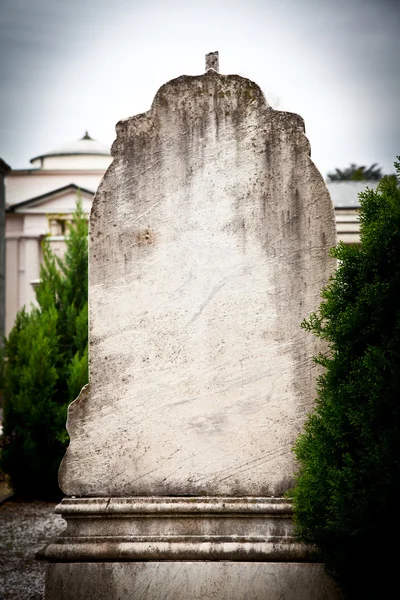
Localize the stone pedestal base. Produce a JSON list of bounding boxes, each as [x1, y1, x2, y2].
[[44, 497, 342, 599], [45, 562, 342, 600]]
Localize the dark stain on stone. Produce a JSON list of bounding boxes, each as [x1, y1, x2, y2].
[[135, 228, 156, 246]]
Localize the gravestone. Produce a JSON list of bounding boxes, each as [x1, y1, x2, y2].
[[45, 53, 341, 599]]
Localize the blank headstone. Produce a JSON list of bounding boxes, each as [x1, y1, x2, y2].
[[59, 65, 336, 499]]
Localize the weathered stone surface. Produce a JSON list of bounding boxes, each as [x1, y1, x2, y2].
[[45, 562, 343, 600], [59, 69, 336, 498]]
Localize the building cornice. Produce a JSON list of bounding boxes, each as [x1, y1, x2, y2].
[[0, 158, 11, 174], [7, 168, 108, 176], [6, 183, 95, 212]]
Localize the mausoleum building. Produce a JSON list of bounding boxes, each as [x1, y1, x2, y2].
[[4, 133, 112, 333]]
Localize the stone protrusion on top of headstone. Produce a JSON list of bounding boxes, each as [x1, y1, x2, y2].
[[205, 50, 219, 72]]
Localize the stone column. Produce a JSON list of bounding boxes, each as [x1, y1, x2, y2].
[[0, 159, 10, 343], [45, 57, 341, 599], [23, 237, 40, 309], [5, 237, 19, 335]]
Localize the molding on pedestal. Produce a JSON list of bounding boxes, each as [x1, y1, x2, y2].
[[45, 496, 314, 562]]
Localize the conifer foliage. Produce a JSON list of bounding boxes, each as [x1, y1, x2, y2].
[[1, 200, 88, 499], [292, 160, 400, 599], [327, 163, 383, 181]]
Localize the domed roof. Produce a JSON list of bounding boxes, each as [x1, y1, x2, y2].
[[30, 132, 110, 164]]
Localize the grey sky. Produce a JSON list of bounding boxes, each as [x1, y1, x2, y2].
[[0, 0, 399, 178]]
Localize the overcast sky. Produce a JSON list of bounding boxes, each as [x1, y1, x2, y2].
[[0, 0, 399, 178]]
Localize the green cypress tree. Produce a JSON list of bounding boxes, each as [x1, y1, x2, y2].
[[292, 160, 400, 599], [1, 199, 88, 499]]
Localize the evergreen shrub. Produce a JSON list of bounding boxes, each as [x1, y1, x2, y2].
[[0, 200, 88, 499], [292, 160, 400, 599]]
